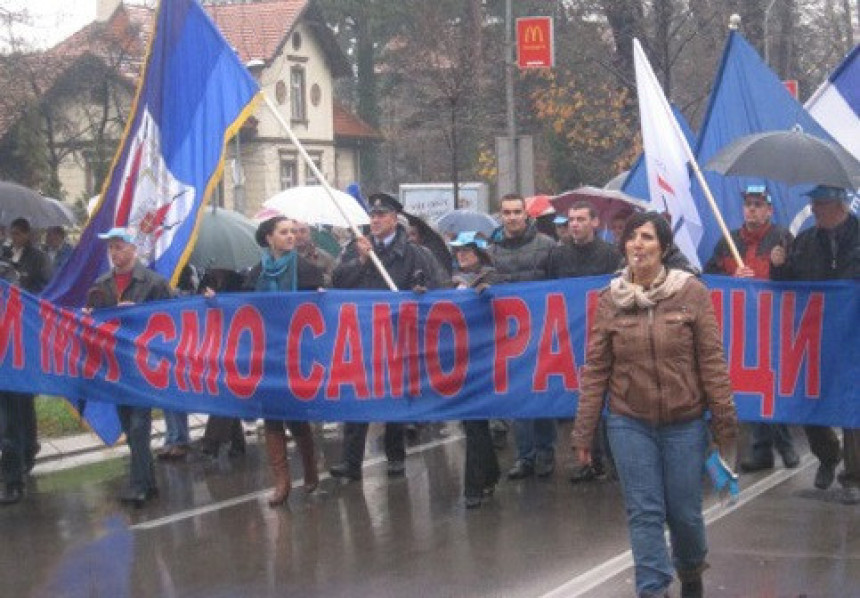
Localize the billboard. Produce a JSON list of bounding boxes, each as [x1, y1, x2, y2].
[[399, 183, 489, 223], [517, 17, 554, 69]]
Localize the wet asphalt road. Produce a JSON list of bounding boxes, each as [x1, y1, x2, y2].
[[2, 423, 859, 597]]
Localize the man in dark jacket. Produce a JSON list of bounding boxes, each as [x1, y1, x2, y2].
[[548, 202, 622, 483], [771, 185, 860, 504], [488, 194, 558, 479], [0, 218, 50, 505], [547, 201, 622, 279], [86, 227, 173, 507], [329, 193, 444, 481], [705, 185, 799, 473]]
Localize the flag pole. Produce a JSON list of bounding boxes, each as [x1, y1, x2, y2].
[[641, 63, 745, 268], [685, 144, 745, 268], [261, 93, 398, 291]]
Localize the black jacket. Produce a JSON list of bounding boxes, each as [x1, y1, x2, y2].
[[332, 226, 442, 290], [487, 221, 556, 283], [2, 243, 50, 293], [771, 214, 859, 281], [547, 237, 622, 279]]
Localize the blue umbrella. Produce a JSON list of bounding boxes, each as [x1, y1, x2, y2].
[[434, 209, 498, 237]]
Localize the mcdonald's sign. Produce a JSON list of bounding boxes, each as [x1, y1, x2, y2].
[[517, 17, 554, 69]]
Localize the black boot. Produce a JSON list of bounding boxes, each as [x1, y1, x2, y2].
[[678, 566, 706, 598], [680, 578, 703, 598], [0, 483, 23, 505]]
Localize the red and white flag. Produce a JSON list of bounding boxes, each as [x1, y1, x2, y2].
[[633, 38, 702, 269]]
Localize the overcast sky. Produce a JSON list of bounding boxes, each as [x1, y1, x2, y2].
[[4, 0, 96, 50]]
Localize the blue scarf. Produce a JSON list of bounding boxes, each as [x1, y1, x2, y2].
[[256, 250, 297, 292]]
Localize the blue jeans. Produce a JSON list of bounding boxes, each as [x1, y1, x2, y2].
[[607, 414, 709, 596], [163, 410, 190, 447], [513, 418, 557, 464], [117, 406, 155, 493]]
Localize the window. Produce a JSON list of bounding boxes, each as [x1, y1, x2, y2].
[[290, 66, 306, 122], [212, 179, 225, 208], [275, 80, 287, 105], [83, 149, 109, 196], [280, 157, 297, 190], [305, 157, 323, 185]]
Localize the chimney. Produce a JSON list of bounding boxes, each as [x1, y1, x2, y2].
[[97, 0, 122, 22]]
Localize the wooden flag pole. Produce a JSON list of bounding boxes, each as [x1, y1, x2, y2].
[[262, 93, 398, 290]]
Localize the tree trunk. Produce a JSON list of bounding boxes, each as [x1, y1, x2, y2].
[[653, 0, 673, 94], [450, 100, 459, 210], [355, 9, 379, 188], [599, 0, 644, 85]]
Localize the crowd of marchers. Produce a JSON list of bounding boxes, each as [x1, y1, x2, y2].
[[0, 182, 858, 598]]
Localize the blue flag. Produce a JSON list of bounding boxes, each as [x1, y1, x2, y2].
[[40, 0, 261, 443], [690, 31, 838, 264], [43, 0, 260, 308]]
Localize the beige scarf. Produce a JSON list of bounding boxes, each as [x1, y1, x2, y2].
[[609, 266, 693, 309]]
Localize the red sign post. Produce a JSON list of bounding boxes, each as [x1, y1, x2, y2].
[[516, 17, 554, 69]]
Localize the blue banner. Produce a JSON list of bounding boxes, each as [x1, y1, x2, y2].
[[1, 277, 858, 427]]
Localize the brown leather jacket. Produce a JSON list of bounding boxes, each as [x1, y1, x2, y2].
[[571, 275, 737, 451]]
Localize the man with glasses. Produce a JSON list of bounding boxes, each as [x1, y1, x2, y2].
[[705, 185, 800, 474]]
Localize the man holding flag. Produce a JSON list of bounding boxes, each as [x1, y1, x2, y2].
[[85, 227, 173, 507], [39, 0, 261, 445]]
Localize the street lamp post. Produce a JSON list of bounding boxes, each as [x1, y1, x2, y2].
[[505, 0, 519, 195], [763, 0, 778, 65]]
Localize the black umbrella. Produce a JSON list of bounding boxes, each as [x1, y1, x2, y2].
[[0, 181, 76, 228], [404, 212, 453, 276], [705, 129, 860, 188]]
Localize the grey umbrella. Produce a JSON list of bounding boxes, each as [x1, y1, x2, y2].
[[705, 129, 860, 188], [188, 207, 261, 271], [434, 209, 498, 237], [0, 181, 76, 228], [603, 170, 629, 191]]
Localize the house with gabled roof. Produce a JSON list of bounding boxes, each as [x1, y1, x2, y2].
[[4, 0, 380, 217]]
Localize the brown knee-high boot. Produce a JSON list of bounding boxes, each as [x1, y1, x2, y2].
[[265, 427, 291, 506], [291, 423, 319, 493]]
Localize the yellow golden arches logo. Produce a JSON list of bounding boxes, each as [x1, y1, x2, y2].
[[523, 25, 545, 45]]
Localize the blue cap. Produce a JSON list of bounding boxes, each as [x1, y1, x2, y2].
[[97, 227, 135, 243], [449, 231, 488, 250], [804, 185, 848, 202], [742, 184, 771, 204], [553, 215, 569, 225]]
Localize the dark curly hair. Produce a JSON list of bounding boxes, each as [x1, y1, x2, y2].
[[254, 216, 290, 248]]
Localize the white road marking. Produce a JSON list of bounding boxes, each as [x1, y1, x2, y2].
[[538, 455, 816, 598], [131, 432, 465, 531]]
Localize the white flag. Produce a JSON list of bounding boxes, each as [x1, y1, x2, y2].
[[804, 45, 860, 161], [633, 38, 702, 269]]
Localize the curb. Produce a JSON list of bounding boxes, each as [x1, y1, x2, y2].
[[34, 414, 212, 465]]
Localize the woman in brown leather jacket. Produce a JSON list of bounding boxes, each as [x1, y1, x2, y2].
[[571, 211, 737, 598]]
